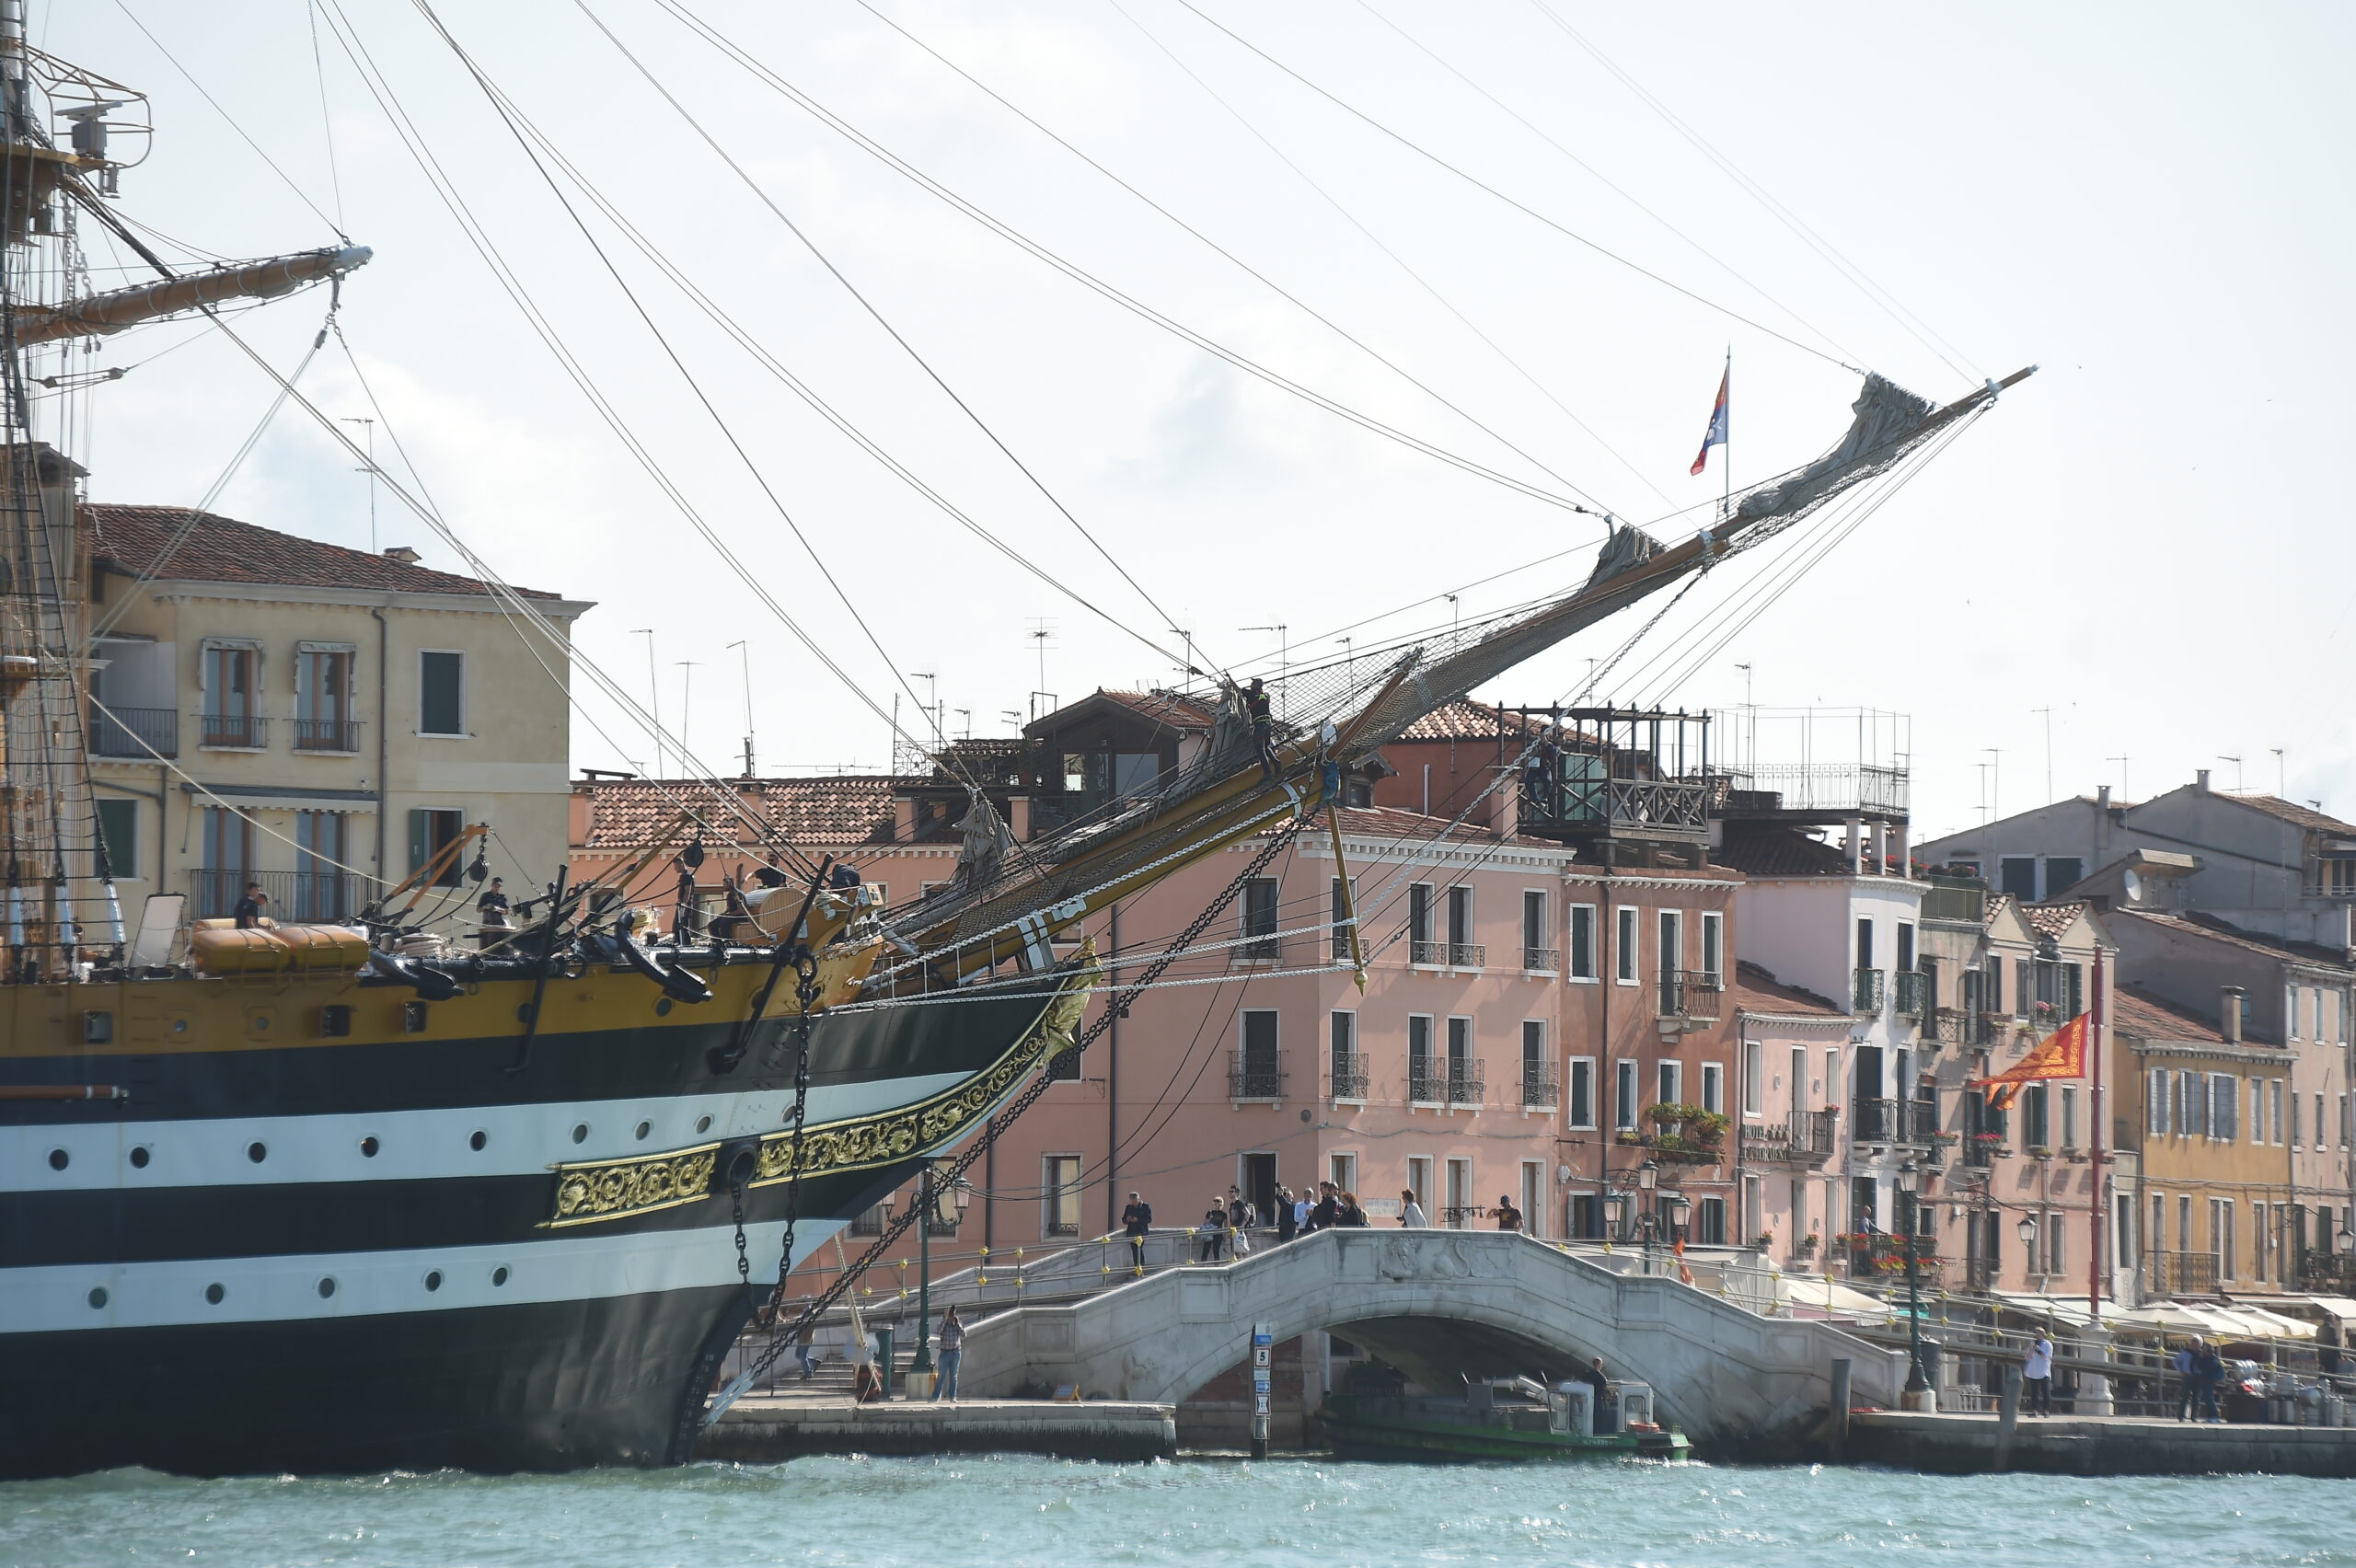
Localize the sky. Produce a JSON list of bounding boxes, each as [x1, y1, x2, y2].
[[34, 1, 2356, 839]]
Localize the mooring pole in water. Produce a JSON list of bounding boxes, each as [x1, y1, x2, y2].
[[1993, 1365, 2024, 1472], [1828, 1358, 1852, 1461], [1250, 1322, 1273, 1459]]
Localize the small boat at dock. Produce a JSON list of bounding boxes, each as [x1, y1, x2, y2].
[[1321, 1377, 1690, 1462]]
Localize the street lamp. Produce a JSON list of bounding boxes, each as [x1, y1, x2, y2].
[[910, 1160, 940, 1383], [1668, 1192, 1692, 1245], [1897, 1159, 1932, 1408], [1637, 1159, 1658, 1275], [2016, 1213, 2039, 1283]]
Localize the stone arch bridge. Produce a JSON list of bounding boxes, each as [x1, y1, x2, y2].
[[957, 1229, 1900, 1449]]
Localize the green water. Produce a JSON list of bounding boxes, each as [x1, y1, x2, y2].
[[5, 1457, 2351, 1567]]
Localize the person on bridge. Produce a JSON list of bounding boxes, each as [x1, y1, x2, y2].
[[1275, 1187, 1299, 1244], [1491, 1194, 1523, 1232], [1339, 1192, 1370, 1226], [1198, 1199, 1228, 1262], [930, 1305, 965, 1402], [1306, 1182, 1344, 1232], [2021, 1331, 2055, 1415], [1121, 1192, 1153, 1273], [1399, 1188, 1428, 1228]]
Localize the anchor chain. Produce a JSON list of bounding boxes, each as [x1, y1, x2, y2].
[[710, 817, 1306, 1412]]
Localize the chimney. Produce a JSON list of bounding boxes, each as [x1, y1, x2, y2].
[[384, 545, 422, 564], [2097, 785, 2110, 809], [2195, 768, 2211, 793], [2220, 985, 2244, 1044]]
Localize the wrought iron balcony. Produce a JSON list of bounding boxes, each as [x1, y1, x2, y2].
[[1447, 941, 1484, 967], [292, 717, 364, 754], [1658, 969, 1724, 1020], [88, 704, 177, 758], [2298, 1249, 2356, 1292], [1745, 1108, 1838, 1166], [1523, 945, 1558, 973], [1519, 1065, 1559, 1109], [2147, 1251, 2219, 1296], [198, 712, 267, 749], [1228, 1049, 1283, 1101], [1411, 1065, 1483, 1106], [1409, 939, 1443, 965], [1853, 967, 1885, 1013], [1852, 1097, 1938, 1147], [1328, 1058, 1369, 1101], [1894, 969, 1930, 1018]]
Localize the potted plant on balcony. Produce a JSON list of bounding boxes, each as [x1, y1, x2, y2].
[[2027, 1145, 2052, 1160], [1644, 1103, 1727, 1164], [1796, 1233, 1819, 1257], [1930, 1130, 1961, 1145]]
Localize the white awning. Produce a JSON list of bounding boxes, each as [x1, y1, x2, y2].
[[1988, 1290, 2099, 1328], [1777, 1276, 1891, 1317], [2290, 1295, 2356, 1321]]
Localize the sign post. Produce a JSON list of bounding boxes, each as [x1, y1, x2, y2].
[[1250, 1323, 1272, 1459]]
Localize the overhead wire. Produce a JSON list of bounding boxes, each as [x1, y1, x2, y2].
[[647, 0, 1606, 520], [1524, 0, 1981, 385], [853, 0, 1622, 518], [1352, 0, 1866, 371], [305, 0, 348, 235], [1170, 0, 1865, 374], [574, 0, 1210, 674], [1110, 0, 1670, 513]]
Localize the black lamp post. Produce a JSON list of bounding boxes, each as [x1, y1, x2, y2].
[[1637, 1159, 1658, 1274], [1898, 1158, 1930, 1405], [2016, 1213, 2038, 1281], [911, 1161, 938, 1378]]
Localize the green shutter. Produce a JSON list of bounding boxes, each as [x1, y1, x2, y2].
[[409, 809, 431, 875], [94, 799, 136, 879]]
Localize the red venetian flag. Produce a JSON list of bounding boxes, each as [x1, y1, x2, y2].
[[1690, 365, 1729, 476], [1971, 1013, 2090, 1112]]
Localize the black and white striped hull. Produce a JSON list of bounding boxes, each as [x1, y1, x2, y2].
[[0, 974, 1065, 1479]]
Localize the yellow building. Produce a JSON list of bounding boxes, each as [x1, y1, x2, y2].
[[84, 504, 591, 921], [2114, 985, 2299, 1300]]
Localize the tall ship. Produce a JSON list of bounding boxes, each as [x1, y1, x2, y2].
[[0, 11, 2027, 1478]]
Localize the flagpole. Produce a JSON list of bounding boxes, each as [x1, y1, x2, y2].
[[1721, 346, 1732, 525], [2089, 945, 2106, 1322]]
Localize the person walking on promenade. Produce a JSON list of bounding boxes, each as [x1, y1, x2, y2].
[[2021, 1331, 2055, 1415], [2191, 1339, 2226, 1423], [1491, 1193, 1523, 1232], [2172, 1339, 2197, 1421], [1400, 1188, 1428, 1228], [1198, 1198, 1228, 1262], [793, 1322, 818, 1381], [930, 1306, 965, 1402], [1273, 1186, 1298, 1244], [1121, 1191, 1153, 1273]]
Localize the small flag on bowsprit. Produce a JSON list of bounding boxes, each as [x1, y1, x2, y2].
[[1691, 364, 1729, 476]]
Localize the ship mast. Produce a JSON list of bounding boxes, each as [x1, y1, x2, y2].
[[0, 7, 371, 980]]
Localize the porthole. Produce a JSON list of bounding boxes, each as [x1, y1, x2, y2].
[[654, 997, 674, 1018], [128, 1146, 150, 1170], [491, 1265, 510, 1287], [87, 1287, 108, 1309], [170, 1018, 190, 1035], [695, 1115, 712, 1135], [424, 1270, 444, 1293], [572, 1124, 588, 1145], [47, 1147, 67, 1171], [360, 1136, 380, 1159], [634, 1121, 652, 1141], [204, 1282, 225, 1306], [318, 1277, 337, 1299], [247, 1141, 267, 1164], [469, 1129, 487, 1152]]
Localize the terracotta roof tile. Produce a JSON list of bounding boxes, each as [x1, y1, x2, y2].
[[85, 502, 562, 599], [2109, 905, 2355, 971], [1732, 960, 1843, 1016], [2021, 900, 2091, 939], [1094, 689, 1217, 729], [1712, 824, 1852, 877], [2221, 793, 2356, 836], [2110, 984, 2231, 1045], [574, 776, 910, 850]]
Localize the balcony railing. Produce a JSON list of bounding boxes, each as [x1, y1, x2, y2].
[[1328, 1059, 1369, 1101], [188, 867, 367, 922], [1409, 939, 1442, 965], [1844, 1234, 1943, 1286], [1745, 1108, 1838, 1165], [1519, 1065, 1558, 1109], [1228, 1049, 1283, 1101], [198, 712, 266, 749], [1410, 1065, 1484, 1106], [1922, 877, 1987, 925], [1658, 970, 1724, 1020], [1852, 1097, 1938, 1146], [2298, 1250, 2356, 1292], [1526, 776, 1710, 837], [88, 704, 177, 758], [1523, 945, 1558, 973], [1894, 969, 1930, 1018], [2147, 1251, 2220, 1296], [1853, 967, 1885, 1013], [1448, 941, 1484, 967], [292, 717, 363, 753]]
